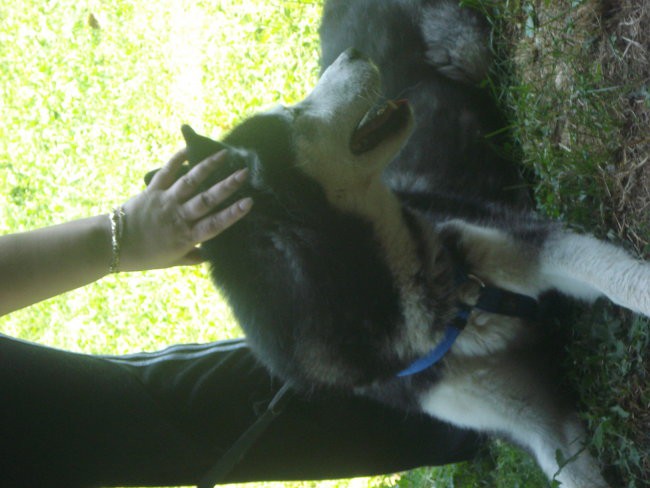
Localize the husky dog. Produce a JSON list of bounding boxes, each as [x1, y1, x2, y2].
[[151, 1, 649, 486]]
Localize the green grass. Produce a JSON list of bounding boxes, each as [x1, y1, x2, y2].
[[2, 0, 648, 487], [420, 1, 650, 487], [0, 0, 323, 352]]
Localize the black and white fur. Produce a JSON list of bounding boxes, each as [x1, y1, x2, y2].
[[165, 1, 649, 487]]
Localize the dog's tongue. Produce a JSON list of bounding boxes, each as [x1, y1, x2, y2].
[[350, 99, 409, 154], [181, 124, 227, 165]]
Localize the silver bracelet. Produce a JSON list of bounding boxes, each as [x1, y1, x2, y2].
[[109, 206, 125, 274]]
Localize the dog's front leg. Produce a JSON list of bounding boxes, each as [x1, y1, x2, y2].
[[438, 220, 650, 317], [539, 231, 650, 316]]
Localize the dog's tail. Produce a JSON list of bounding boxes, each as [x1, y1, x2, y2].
[[420, 0, 492, 85]]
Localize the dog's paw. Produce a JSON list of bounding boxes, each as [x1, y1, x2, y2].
[[420, 1, 492, 84], [609, 259, 650, 317]]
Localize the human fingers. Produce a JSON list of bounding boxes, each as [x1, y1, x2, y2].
[[181, 168, 249, 222], [190, 197, 253, 243], [169, 150, 229, 203], [147, 148, 188, 190]]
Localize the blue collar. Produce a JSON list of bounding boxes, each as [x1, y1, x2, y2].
[[396, 306, 469, 377], [396, 278, 539, 378]]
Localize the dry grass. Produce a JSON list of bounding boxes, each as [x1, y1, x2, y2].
[[431, 1, 650, 486], [501, 0, 649, 485], [599, 0, 650, 256]]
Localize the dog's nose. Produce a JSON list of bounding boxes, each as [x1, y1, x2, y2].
[[345, 47, 367, 61]]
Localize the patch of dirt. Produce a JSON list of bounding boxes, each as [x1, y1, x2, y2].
[[511, 0, 648, 255], [599, 0, 650, 257]]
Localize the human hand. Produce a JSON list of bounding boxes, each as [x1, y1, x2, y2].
[[117, 148, 252, 272]]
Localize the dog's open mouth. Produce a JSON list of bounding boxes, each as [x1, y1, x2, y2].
[[350, 99, 410, 155]]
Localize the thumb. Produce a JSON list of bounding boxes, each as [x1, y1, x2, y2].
[[165, 248, 206, 268], [178, 248, 207, 267]]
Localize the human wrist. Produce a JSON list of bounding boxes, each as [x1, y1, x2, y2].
[[81, 214, 114, 279]]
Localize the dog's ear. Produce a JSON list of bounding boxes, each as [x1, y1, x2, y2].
[[181, 124, 227, 165], [144, 169, 158, 186], [143, 125, 227, 187]]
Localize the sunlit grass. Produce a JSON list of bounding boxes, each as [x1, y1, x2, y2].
[[1, 0, 321, 355]]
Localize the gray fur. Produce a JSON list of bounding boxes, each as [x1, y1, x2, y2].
[[421, 0, 492, 83]]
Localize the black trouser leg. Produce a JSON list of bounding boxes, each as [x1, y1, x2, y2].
[[1, 336, 483, 487]]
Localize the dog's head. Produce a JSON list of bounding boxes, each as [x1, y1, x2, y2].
[[287, 48, 413, 195], [147, 49, 414, 212]]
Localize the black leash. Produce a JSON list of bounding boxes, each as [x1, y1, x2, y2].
[[197, 382, 293, 488]]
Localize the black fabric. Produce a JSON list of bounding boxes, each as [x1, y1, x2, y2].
[[0, 334, 483, 488]]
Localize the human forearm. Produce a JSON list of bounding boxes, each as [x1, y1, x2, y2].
[[0, 149, 252, 317], [0, 215, 112, 316]]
